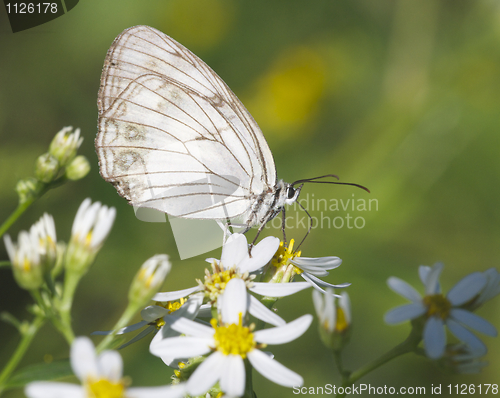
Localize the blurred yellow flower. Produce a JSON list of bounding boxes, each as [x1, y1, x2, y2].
[[247, 46, 326, 138]]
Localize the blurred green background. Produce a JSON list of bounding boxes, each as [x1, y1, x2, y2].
[[1, 0, 500, 397]]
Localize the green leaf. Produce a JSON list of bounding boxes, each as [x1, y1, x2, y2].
[[4, 360, 74, 389]]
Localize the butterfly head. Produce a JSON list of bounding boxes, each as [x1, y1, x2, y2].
[[284, 183, 303, 206]]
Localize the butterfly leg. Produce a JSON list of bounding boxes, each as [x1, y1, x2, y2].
[[281, 207, 287, 246]]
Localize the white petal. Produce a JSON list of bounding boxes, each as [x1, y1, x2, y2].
[[141, 305, 169, 322], [169, 316, 215, 338], [418, 265, 431, 284], [423, 316, 446, 359], [291, 256, 342, 271], [424, 263, 444, 295], [312, 289, 324, 319], [196, 303, 213, 318], [248, 295, 285, 326], [127, 384, 187, 398], [299, 273, 324, 293], [150, 336, 213, 358], [250, 282, 311, 297], [25, 382, 84, 398], [339, 292, 351, 324], [172, 293, 204, 319], [302, 273, 350, 289], [186, 352, 225, 396], [90, 206, 116, 248], [387, 277, 422, 302], [384, 303, 426, 324], [248, 349, 303, 387], [446, 319, 487, 354], [447, 272, 487, 306], [255, 315, 312, 345], [220, 355, 245, 397], [153, 286, 202, 302], [220, 278, 248, 324], [450, 309, 497, 336], [71, 337, 97, 381], [97, 351, 122, 382], [238, 236, 280, 273], [72, 198, 91, 236], [221, 234, 248, 269]]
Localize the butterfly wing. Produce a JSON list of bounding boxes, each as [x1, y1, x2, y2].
[[96, 25, 277, 220]]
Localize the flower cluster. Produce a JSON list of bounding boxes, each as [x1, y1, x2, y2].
[[5, 184, 499, 397]]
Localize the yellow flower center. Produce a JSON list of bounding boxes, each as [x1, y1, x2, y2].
[[423, 293, 452, 320], [23, 258, 31, 272], [86, 378, 125, 398], [271, 239, 302, 273], [211, 314, 256, 358], [335, 307, 349, 332], [85, 231, 93, 247], [152, 299, 186, 329], [199, 261, 251, 302]]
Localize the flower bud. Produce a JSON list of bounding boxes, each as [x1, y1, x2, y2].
[[48, 126, 83, 167], [16, 178, 41, 204], [312, 289, 351, 350], [129, 255, 171, 308], [65, 155, 90, 181], [35, 153, 60, 183], [4, 231, 43, 290], [32, 213, 58, 272]]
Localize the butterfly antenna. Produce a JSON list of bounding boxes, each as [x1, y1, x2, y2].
[[292, 175, 370, 193], [295, 200, 314, 253]]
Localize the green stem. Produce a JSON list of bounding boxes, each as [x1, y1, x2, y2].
[[55, 270, 83, 345], [244, 359, 255, 398], [335, 328, 421, 398], [96, 304, 139, 353], [333, 349, 350, 383], [0, 199, 35, 239], [0, 316, 45, 395]]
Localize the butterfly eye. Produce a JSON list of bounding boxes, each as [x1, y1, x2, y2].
[[287, 187, 296, 199]]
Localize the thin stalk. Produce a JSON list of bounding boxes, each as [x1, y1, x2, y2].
[[96, 304, 138, 353], [0, 199, 35, 239]]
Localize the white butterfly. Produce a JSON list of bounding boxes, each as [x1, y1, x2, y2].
[[96, 26, 365, 243]]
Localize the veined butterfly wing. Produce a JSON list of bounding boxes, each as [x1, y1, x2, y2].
[[96, 25, 278, 222]]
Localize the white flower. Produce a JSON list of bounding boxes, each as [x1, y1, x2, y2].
[[150, 278, 312, 397], [65, 198, 116, 271], [154, 233, 312, 327], [25, 337, 186, 398], [385, 263, 498, 359], [3, 213, 57, 290], [268, 239, 349, 293], [93, 293, 203, 366]]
